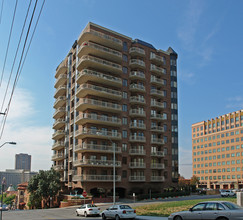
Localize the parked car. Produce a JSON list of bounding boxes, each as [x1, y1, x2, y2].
[[168, 201, 243, 220], [75, 204, 100, 217], [0, 204, 9, 211], [221, 189, 236, 197], [101, 204, 136, 220]]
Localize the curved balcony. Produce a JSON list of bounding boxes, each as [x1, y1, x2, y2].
[[129, 176, 145, 182], [54, 96, 66, 109], [53, 107, 66, 119], [129, 84, 145, 93], [54, 74, 67, 89], [76, 84, 122, 100], [151, 151, 164, 157], [129, 122, 146, 130], [129, 162, 146, 169], [51, 153, 64, 161], [78, 29, 123, 50], [129, 136, 146, 143], [78, 41, 122, 63], [150, 64, 166, 75], [129, 47, 145, 57], [151, 176, 165, 182], [54, 86, 66, 98], [150, 53, 166, 65], [73, 159, 121, 167], [151, 163, 165, 169], [52, 130, 65, 140], [129, 71, 145, 81], [129, 96, 146, 105], [53, 165, 64, 171], [77, 55, 122, 74], [129, 109, 146, 117], [150, 89, 165, 98], [74, 143, 121, 153], [76, 98, 121, 113], [151, 125, 164, 133], [52, 141, 65, 151], [76, 113, 121, 126], [150, 76, 166, 86], [73, 175, 121, 182], [151, 100, 166, 109], [53, 118, 65, 130], [129, 59, 145, 69], [129, 149, 146, 155], [55, 62, 67, 78], [75, 129, 121, 140], [151, 138, 164, 145], [151, 114, 166, 121], [77, 69, 122, 87]]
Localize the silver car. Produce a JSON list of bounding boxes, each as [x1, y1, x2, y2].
[[168, 201, 243, 220], [75, 204, 100, 217]]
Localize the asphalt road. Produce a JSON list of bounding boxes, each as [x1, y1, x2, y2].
[[2, 194, 220, 220]]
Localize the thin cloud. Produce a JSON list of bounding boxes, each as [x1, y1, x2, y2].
[[179, 69, 196, 85], [226, 96, 243, 109]]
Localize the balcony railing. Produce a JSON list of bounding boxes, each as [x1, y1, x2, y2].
[[150, 89, 165, 97], [52, 141, 65, 150], [52, 130, 65, 140], [129, 96, 146, 105], [129, 59, 145, 69], [129, 84, 145, 93], [73, 159, 121, 167], [150, 114, 166, 121], [151, 151, 165, 157], [129, 136, 146, 142], [151, 125, 164, 132], [129, 109, 146, 117], [51, 153, 64, 161], [151, 176, 165, 182], [74, 143, 121, 153], [53, 118, 65, 129], [129, 71, 145, 80], [150, 53, 166, 65], [73, 174, 121, 182], [54, 74, 67, 88], [150, 64, 166, 75], [150, 100, 165, 109], [129, 47, 145, 57], [53, 96, 66, 109], [54, 86, 66, 98], [129, 122, 146, 130], [129, 162, 146, 168], [150, 76, 166, 85], [53, 165, 64, 171], [75, 129, 121, 140], [129, 149, 146, 155], [53, 107, 66, 119], [76, 98, 122, 113], [129, 176, 145, 182], [151, 163, 165, 169], [77, 69, 122, 87], [55, 62, 67, 78], [151, 138, 164, 144]]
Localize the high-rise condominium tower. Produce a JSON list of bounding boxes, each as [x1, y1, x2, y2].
[[15, 153, 31, 171], [52, 22, 178, 197]]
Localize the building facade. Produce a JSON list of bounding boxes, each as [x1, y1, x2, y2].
[[15, 153, 31, 171], [52, 22, 178, 197], [192, 110, 243, 190]]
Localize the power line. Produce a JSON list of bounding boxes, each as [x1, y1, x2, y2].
[[0, 0, 4, 24], [0, 0, 18, 87]]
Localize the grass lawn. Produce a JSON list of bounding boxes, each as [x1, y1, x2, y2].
[[135, 197, 236, 217]]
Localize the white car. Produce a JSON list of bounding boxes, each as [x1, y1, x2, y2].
[[75, 204, 100, 217], [220, 189, 236, 197], [101, 204, 136, 220]]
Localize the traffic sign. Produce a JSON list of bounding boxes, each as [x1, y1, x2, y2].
[[82, 191, 87, 197]]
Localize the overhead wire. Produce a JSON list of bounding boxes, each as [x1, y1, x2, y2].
[[0, 0, 4, 24]]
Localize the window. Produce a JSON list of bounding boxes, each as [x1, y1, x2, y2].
[[123, 42, 128, 51], [122, 54, 128, 62], [122, 143, 127, 152], [122, 66, 128, 74], [122, 157, 127, 165], [122, 91, 127, 99], [122, 130, 127, 138], [122, 117, 127, 125], [122, 104, 127, 111], [123, 79, 127, 86]]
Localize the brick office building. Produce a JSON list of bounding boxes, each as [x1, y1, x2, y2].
[[52, 22, 178, 197]]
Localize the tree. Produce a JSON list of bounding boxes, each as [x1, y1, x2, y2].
[[178, 175, 187, 190], [190, 175, 200, 186], [27, 168, 61, 209], [3, 194, 16, 205]]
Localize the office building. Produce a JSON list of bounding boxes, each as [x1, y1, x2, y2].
[[52, 22, 178, 197], [15, 153, 31, 171], [192, 110, 243, 189]]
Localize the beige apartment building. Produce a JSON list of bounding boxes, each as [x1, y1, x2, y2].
[[192, 110, 243, 190], [52, 22, 178, 197]]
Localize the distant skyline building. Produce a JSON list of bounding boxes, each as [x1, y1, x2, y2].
[[52, 22, 178, 197], [15, 153, 31, 171], [192, 110, 243, 189]]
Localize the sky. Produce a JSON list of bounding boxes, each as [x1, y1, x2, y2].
[[0, 0, 243, 178]]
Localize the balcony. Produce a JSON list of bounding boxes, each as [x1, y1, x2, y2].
[[78, 29, 123, 50], [129, 149, 146, 155], [52, 130, 65, 140], [129, 59, 145, 69], [129, 136, 146, 143], [129, 71, 145, 81], [150, 64, 166, 75], [129, 122, 146, 130], [150, 53, 166, 65], [76, 113, 121, 126], [129, 47, 145, 57], [129, 109, 146, 117], [54, 74, 67, 89], [151, 138, 164, 145], [129, 176, 145, 182], [151, 100, 165, 109], [76, 98, 122, 113], [76, 84, 122, 100], [150, 114, 166, 121], [54, 86, 66, 98], [75, 129, 121, 140], [151, 163, 165, 169], [151, 176, 165, 182], [77, 69, 122, 87], [55, 62, 67, 78], [74, 143, 121, 153], [129, 96, 146, 105], [53, 107, 66, 119], [151, 151, 164, 157], [150, 76, 166, 86], [150, 89, 165, 98], [53, 118, 65, 130], [73, 159, 121, 167], [53, 165, 64, 171], [73, 175, 121, 182], [77, 55, 122, 74], [52, 141, 65, 150], [53, 96, 66, 109], [78, 41, 122, 63], [51, 153, 64, 161], [151, 125, 164, 133], [129, 162, 146, 169], [129, 84, 145, 93]]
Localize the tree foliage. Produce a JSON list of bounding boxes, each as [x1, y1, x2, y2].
[[27, 168, 61, 208], [190, 175, 200, 185]]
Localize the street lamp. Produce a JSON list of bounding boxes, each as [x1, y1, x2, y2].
[[0, 113, 5, 115], [0, 142, 17, 149], [0, 177, 6, 220]]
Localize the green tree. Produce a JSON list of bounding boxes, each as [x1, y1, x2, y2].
[[3, 194, 16, 205], [27, 168, 61, 209], [190, 175, 200, 186]]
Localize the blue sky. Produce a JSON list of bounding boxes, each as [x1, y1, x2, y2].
[[0, 0, 243, 178]]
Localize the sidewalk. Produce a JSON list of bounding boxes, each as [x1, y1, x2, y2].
[[137, 216, 168, 220]]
